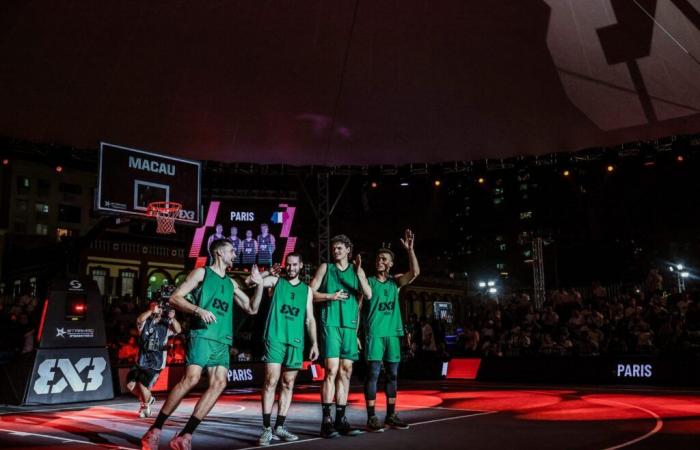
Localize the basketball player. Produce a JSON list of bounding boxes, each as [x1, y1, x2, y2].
[[363, 229, 419, 432], [141, 239, 264, 450], [206, 224, 226, 263], [253, 252, 319, 446], [257, 223, 276, 268], [229, 226, 242, 265], [311, 234, 371, 438], [241, 229, 258, 265]]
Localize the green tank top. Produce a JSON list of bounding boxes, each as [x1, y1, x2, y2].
[[364, 276, 404, 337], [320, 263, 360, 329], [189, 267, 235, 345], [264, 278, 308, 348]]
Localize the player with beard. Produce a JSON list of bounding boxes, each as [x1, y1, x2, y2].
[[311, 235, 372, 438], [253, 253, 319, 446], [141, 239, 264, 450], [363, 230, 419, 432]]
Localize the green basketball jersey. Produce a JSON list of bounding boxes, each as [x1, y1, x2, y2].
[[264, 278, 308, 348], [189, 266, 235, 345], [364, 276, 404, 337], [320, 263, 360, 329]]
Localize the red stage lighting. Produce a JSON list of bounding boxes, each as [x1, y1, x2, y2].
[[55, 165, 64, 173], [370, 181, 378, 188], [66, 294, 87, 320], [2, 159, 8, 165], [677, 155, 684, 162]]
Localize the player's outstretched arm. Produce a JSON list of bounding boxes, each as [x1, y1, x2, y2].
[[169, 268, 217, 324], [305, 287, 319, 361], [396, 229, 420, 288], [234, 265, 264, 314], [310, 263, 348, 303], [354, 254, 372, 299]]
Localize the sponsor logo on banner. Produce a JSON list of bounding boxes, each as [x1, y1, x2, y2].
[[68, 280, 84, 291], [56, 328, 95, 339], [32, 357, 107, 394]]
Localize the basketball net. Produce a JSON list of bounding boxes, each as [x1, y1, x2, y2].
[[147, 201, 182, 234]]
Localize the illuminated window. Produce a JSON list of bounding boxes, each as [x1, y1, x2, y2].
[[56, 228, 74, 241], [91, 267, 108, 295], [17, 176, 30, 194], [496, 263, 505, 270], [499, 243, 507, 252], [35, 223, 48, 235], [35, 203, 49, 213], [119, 270, 136, 297], [520, 211, 533, 220]]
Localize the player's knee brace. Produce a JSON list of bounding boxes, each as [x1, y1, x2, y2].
[[364, 361, 382, 400], [385, 362, 399, 398]]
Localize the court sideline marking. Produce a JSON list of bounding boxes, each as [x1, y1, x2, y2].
[[585, 398, 663, 450], [235, 410, 497, 450]]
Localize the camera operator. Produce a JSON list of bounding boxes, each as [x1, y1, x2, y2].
[[126, 299, 181, 418]]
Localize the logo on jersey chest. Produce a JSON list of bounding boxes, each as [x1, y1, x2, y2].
[[280, 304, 301, 317], [378, 302, 395, 312], [213, 298, 229, 313]]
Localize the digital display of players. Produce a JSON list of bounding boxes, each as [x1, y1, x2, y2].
[[189, 200, 298, 271]]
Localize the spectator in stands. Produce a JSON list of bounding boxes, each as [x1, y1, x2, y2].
[[421, 316, 437, 352]]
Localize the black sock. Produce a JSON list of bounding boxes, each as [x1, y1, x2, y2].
[[275, 415, 286, 428], [335, 405, 346, 425], [150, 411, 169, 431], [367, 405, 375, 418], [263, 413, 272, 428], [179, 416, 201, 436], [322, 403, 333, 419], [387, 402, 396, 417]]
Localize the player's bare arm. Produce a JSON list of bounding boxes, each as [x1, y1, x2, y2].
[[396, 229, 420, 288], [311, 263, 349, 303], [305, 287, 319, 361], [234, 265, 264, 314], [169, 268, 217, 324]]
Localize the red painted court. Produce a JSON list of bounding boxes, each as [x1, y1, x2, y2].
[[1, 380, 699, 449]]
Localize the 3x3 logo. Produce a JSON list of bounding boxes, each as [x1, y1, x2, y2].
[[33, 357, 106, 394], [378, 302, 395, 312], [212, 298, 229, 313], [280, 304, 301, 317]]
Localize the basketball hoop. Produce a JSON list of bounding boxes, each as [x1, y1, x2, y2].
[[147, 201, 182, 234]]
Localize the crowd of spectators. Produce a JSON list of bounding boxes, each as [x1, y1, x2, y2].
[[4, 267, 700, 369], [0, 291, 40, 363], [451, 272, 700, 358]]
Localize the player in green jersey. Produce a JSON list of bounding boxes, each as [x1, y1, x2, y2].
[[310, 234, 372, 438], [252, 252, 319, 446], [363, 229, 419, 432], [141, 239, 264, 450]]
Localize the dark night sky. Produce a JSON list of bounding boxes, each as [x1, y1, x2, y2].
[[1, 1, 700, 165]]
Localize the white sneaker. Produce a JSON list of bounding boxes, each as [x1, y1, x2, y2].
[[139, 396, 156, 418], [258, 427, 274, 446], [274, 425, 299, 441]]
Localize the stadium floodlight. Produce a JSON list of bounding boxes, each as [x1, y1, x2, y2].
[[488, 287, 497, 294], [478, 282, 486, 288], [487, 281, 495, 287], [681, 272, 690, 278]]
